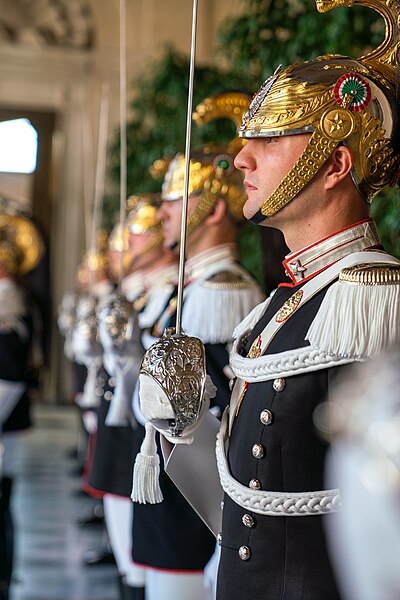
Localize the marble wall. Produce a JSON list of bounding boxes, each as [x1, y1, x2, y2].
[[0, 0, 243, 400]]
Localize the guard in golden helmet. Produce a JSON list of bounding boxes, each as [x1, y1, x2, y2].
[[133, 92, 264, 600], [86, 194, 178, 600], [137, 3, 400, 599], [0, 212, 44, 600]]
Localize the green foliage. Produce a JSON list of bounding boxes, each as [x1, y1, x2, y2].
[[104, 47, 245, 227], [106, 0, 399, 269], [218, 0, 384, 89], [371, 188, 400, 258]]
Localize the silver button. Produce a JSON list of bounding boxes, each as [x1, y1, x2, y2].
[[239, 545, 251, 561], [217, 532, 222, 546], [104, 391, 113, 401], [220, 501, 224, 510], [109, 377, 116, 387], [229, 377, 236, 391], [252, 443, 265, 459], [249, 479, 261, 490], [95, 387, 104, 396], [273, 377, 286, 392], [260, 409, 273, 426], [96, 376, 106, 386], [242, 514, 255, 528]]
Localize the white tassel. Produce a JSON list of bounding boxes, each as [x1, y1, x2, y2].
[[182, 281, 264, 344], [306, 281, 400, 358], [131, 422, 163, 504]]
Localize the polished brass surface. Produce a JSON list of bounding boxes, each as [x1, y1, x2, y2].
[[275, 290, 304, 323], [161, 92, 251, 239], [0, 213, 44, 274], [339, 264, 400, 285], [238, 0, 400, 218]]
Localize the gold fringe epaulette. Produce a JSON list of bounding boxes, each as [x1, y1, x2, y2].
[[133, 293, 148, 312], [339, 265, 400, 285], [203, 271, 255, 290]]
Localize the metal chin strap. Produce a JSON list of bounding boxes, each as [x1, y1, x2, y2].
[[250, 98, 356, 224]]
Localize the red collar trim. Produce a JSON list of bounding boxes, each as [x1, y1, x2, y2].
[[280, 219, 379, 286]]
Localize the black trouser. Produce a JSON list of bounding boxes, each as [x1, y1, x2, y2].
[[0, 477, 13, 593]]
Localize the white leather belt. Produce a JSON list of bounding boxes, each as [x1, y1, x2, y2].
[[217, 409, 341, 517]]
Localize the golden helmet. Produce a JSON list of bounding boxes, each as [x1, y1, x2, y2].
[[239, 0, 400, 223], [107, 223, 132, 279], [0, 212, 44, 275], [125, 193, 164, 261], [108, 223, 129, 253], [161, 91, 251, 239], [80, 229, 109, 276]]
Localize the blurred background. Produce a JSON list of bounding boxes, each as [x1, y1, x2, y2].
[[0, 0, 398, 404], [0, 3, 399, 599]]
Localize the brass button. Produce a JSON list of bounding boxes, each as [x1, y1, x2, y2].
[[249, 479, 261, 490], [217, 532, 222, 546], [273, 378, 286, 392], [104, 391, 113, 401], [109, 377, 116, 387], [252, 443, 265, 459], [239, 545, 251, 561], [242, 514, 255, 528], [260, 409, 273, 426], [95, 387, 104, 396]]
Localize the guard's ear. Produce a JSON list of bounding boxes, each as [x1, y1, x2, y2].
[[204, 198, 227, 225], [324, 145, 354, 190]]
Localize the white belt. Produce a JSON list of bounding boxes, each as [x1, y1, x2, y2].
[[216, 409, 341, 517]]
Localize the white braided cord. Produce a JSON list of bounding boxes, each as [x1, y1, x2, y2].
[[230, 342, 365, 383], [216, 412, 341, 517]]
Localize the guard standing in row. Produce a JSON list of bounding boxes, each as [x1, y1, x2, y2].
[[0, 211, 44, 600], [132, 92, 264, 600], [137, 1, 400, 598], [87, 195, 178, 600]]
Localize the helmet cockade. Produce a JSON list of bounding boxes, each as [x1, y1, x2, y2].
[[239, 0, 400, 221], [140, 328, 206, 437]]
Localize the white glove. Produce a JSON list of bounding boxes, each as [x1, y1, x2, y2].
[[82, 410, 98, 434], [204, 543, 221, 600]]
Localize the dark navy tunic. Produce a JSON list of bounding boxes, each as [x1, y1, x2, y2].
[[217, 282, 342, 600], [132, 340, 229, 570], [86, 370, 144, 498], [1, 311, 33, 433]]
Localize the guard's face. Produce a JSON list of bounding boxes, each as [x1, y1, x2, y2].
[[128, 231, 155, 256], [107, 249, 121, 281], [234, 134, 311, 222], [158, 195, 198, 249]]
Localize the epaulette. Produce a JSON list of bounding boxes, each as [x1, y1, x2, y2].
[[133, 292, 148, 313], [306, 263, 400, 358], [182, 269, 265, 344], [203, 270, 256, 289]]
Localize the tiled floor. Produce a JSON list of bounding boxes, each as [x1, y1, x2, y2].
[[9, 404, 118, 600]]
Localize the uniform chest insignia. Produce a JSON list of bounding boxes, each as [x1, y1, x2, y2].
[[247, 334, 262, 358], [275, 290, 304, 323]]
